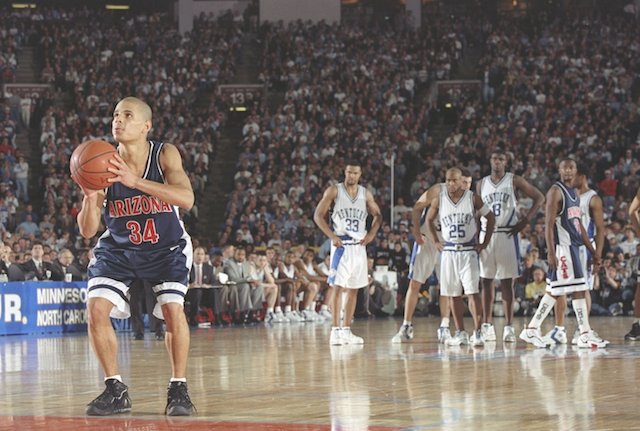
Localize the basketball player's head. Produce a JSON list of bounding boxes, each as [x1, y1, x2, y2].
[[112, 97, 152, 143], [460, 168, 472, 191], [343, 160, 362, 187], [445, 167, 462, 194], [558, 158, 577, 185], [574, 162, 589, 190], [490, 147, 508, 175]]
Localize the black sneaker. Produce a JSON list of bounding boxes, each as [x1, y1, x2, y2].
[[165, 381, 195, 416], [625, 322, 640, 341], [86, 379, 132, 416]]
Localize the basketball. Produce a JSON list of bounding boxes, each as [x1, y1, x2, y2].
[[70, 139, 117, 191]]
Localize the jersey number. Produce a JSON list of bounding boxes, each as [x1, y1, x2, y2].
[[492, 203, 501, 216], [448, 224, 466, 239], [126, 219, 160, 245], [345, 218, 360, 233]]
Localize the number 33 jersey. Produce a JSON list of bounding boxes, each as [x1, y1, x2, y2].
[[331, 183, 368, 241], [101, 140, 189, 250]]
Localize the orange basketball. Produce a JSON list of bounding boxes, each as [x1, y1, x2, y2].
[[70, 139, 117, 191]]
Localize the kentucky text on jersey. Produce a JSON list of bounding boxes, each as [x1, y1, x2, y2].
[[333, 207, 367, 222], [440, 213, 474, 227], [108, 195, 173, 218], [482, 192, 510, 205]]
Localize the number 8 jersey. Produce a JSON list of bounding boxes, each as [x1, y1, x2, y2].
[[331, 183, 368, 241], [480, 172, 518, 230], [101, 140, 189, 250]]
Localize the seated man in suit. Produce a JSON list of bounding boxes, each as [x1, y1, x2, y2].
[[49, 248, 84, 281], [187, 246, 216, 326], [0, 245, 24, 281], [20, 241, 53, 281], [223, 247, 264, 324]]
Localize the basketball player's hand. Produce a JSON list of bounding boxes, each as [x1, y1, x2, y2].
[[332, 235, 344, 247], [547, 254, 558, 270], [592, 256, 601, 274], [414, 234, 425, 246], [76, 181, 99, 199], [107, 153, 140, 189], [360, 233, 375, 246], [508, 219, 527, 236], [434, 240, 443, 252], [476, 243, 488, 253]]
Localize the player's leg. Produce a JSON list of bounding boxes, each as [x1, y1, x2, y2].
[[544, 294, 568, 344], [330, 285, 345, 344], [391, 279, 421, 343], [624, 284, 640, 340], [499, 278, 517, 342], [87, 297, 121, 379]]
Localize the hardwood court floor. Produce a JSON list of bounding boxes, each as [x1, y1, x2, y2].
[[1, 316, 640, 431]]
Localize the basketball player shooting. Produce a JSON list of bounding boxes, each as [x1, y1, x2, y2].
[[77, 97, 196, 416]]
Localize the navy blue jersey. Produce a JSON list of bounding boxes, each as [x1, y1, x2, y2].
[[553, 181, 583, 247], [100, 140, 189, 251]]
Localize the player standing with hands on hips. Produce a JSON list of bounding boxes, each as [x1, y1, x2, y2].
[[314, 160, 382, 346], [76, 97, 196, 416]]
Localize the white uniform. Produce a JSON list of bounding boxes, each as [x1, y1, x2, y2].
[[438, 188, 480, 297], [408, 185, 442, 284], [479, 173, 521, 279], [328, 183, 369, 289], [579, 189, 598, 289]]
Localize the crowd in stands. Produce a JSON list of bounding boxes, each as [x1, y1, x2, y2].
[[1, 5, 640, 325]]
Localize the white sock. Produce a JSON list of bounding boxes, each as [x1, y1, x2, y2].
[[266, 307, 274, 313], [285, 305, 292, 312], [311, 301, 317, 310], [634, 318, 640, 325], [275, 306, 282, 313], [321, 304, 329, 311], [105, 375, 122, 383], [573, 298, 591, 334], [440, 317, 449, 328], [528, 294, 557, 329], [170, 377, 187, 383], [403, 319, 412, 326]]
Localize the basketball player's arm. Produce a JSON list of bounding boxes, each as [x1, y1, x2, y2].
[[578, 220, 598, 268], [362, 189, 382, 246], [76, 188, 105, 239], [509, 176, 545, 236], [591, 194, 605, 264], [108, 144, 195, 210], [629, 188, 640, 236], [545, 186, 561, 270], [474, 195, 495, 251], [314, 186, 342, 247], [425, 197, 442, 251], [411, 184, 440, 245]]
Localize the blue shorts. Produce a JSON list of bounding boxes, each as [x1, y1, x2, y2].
[[87, 237, 193, 319]]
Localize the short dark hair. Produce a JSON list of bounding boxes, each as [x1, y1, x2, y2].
[[576, 162, 589, 177], [460, 168, 472, 178], [344, 159, 361, 168]]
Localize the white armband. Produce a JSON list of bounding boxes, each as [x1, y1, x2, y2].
[[478, 204, 491, 217]]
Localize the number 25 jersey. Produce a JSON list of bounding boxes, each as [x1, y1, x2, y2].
[[331, 183, 368, 241], [101, 140, 189, 251]]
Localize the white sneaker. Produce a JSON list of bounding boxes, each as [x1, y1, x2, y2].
[[342, 327, 364, 345], [330, 327, 344, 345], [319, 308, 332, 321], [437, 326, 451, 344], [391, 324, 414, 343], [503, 325, 516, 343], [471, 330, 484, 347], [591, 330, 609, 346], [481, 323, 496, 341], [265, 311, 276, 324], [519, 328, 550, 348], [446, 330, 469, 346], [274, 311, 289, 323], [301, 309, 316, 322], [577, 331, 608, 349], [285, 310, 302, 322], [571, 329, 579, 345], [543, 326, 567, 344]]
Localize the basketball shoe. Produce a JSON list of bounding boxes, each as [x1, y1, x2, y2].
[[166, 381, 195, 416], [391, 324, 414, 343], [86, 379, 131, 416]]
